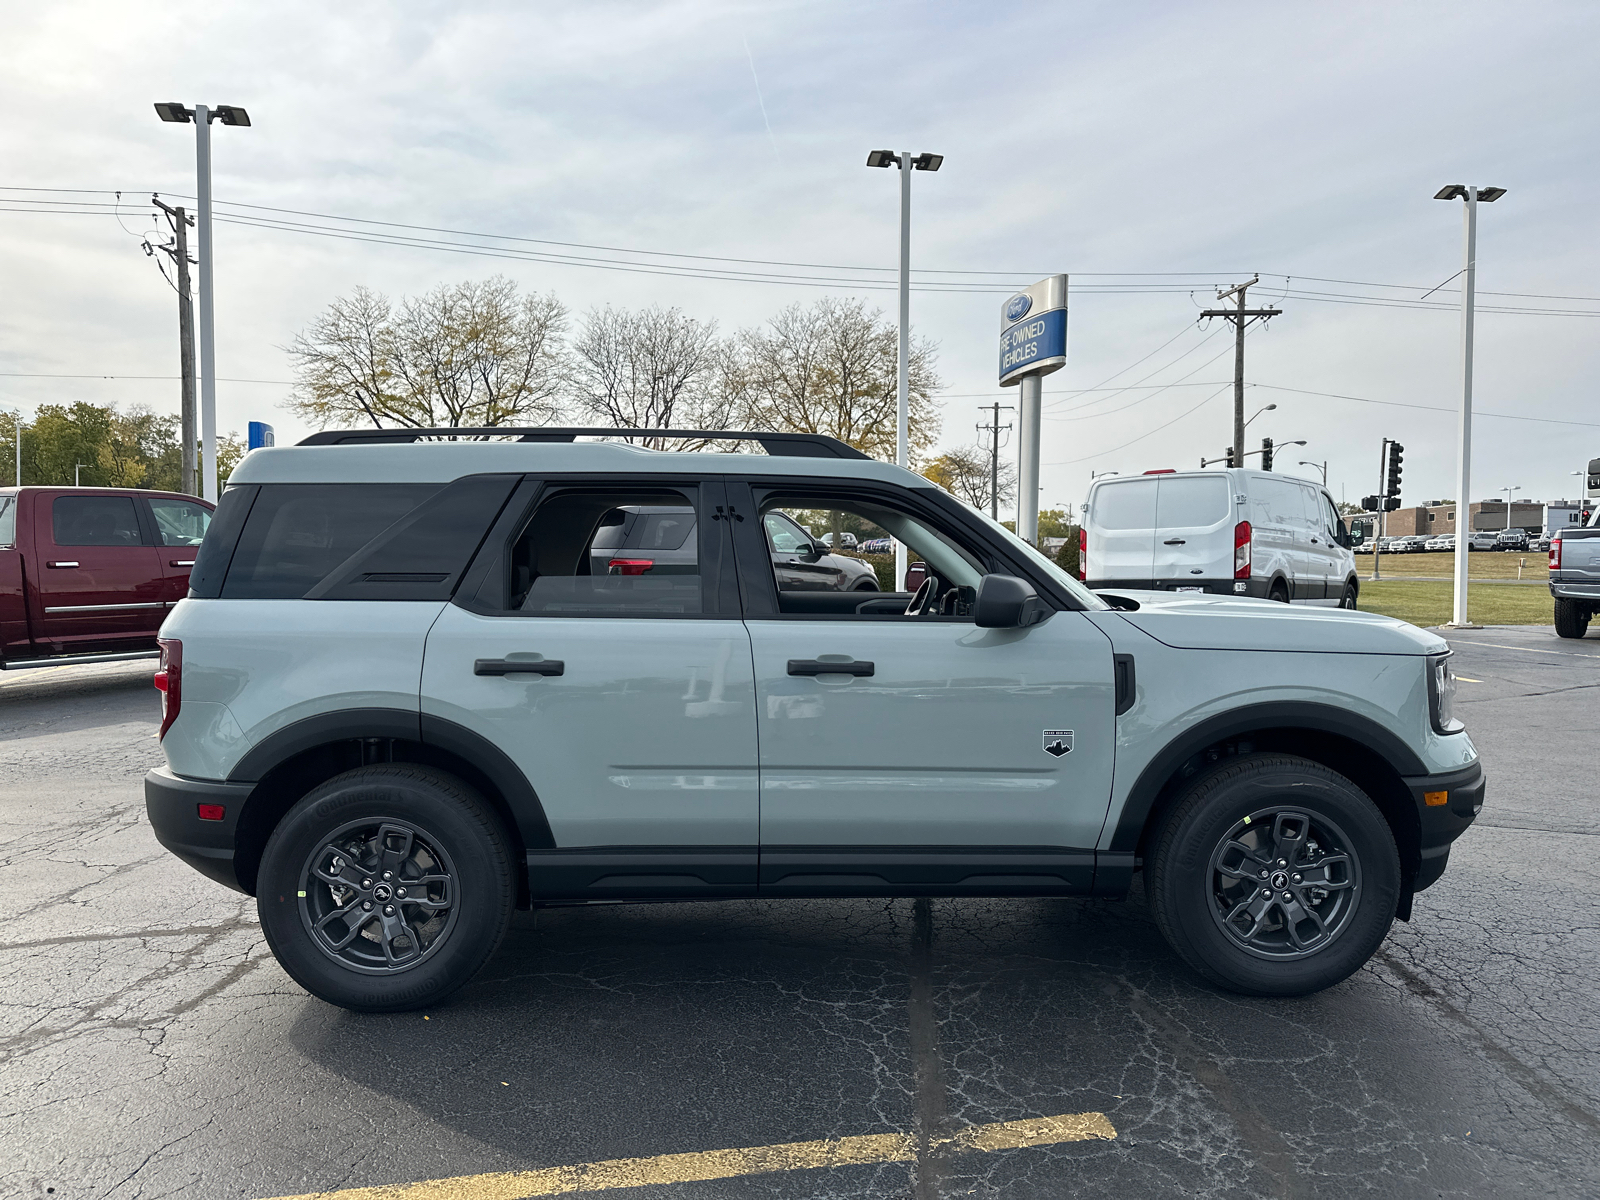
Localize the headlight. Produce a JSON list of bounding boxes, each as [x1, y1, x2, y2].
[[1428, 653, 1463, 734]]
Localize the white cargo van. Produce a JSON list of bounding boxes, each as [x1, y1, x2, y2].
[[1082, 468, 1359, 607]]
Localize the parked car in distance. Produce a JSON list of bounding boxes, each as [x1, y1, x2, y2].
[[1424, 534, 1455, 552], [0, 486, 213, 669], [1082, 467, 1359, 607], [1495, 528, 1530, 551], [144, 424, 1481, 1012], [819, 531, 859, 550], [1531, 531, 1553, 552], [588, 505, 878, 592], [859, 536, 893, 555], [1465, 532, 1499, 551], [1396, 536, 1431, 553]]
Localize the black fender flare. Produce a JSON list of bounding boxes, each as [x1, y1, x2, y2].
[[227, 706, 555, 850], [1106, 701, 1426, 854]]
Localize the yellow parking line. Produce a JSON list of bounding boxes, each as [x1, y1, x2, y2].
[[262, 1111, 1116, 1200]]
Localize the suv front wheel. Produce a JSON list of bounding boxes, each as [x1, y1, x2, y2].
[[257, 765, 515, 1012], [1145, 754, 1399, 996]]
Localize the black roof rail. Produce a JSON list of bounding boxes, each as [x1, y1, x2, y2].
[[295, 427, 871, 461]]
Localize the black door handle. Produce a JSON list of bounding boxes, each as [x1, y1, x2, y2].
[[787, 659, 874, 677], [475, 658, 564, 677], [1163, 538, 1185, 545]]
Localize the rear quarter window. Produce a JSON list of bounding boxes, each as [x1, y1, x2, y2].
[[222, 484, 440, 599]]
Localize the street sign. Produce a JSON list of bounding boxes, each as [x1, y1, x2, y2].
[[999, 274, 1068, 386], [247, 421, 275, 450]]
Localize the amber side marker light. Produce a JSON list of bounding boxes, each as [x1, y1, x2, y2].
[[1424, 791, 1448, 807], [197, 804, 226, 821]]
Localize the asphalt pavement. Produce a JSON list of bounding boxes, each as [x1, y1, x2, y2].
[[3, 625, 1598, 1199]]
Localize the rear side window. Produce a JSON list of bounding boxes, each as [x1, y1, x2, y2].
[[1155, 475, 1229, 528], [52, 495, 144, 546], [1253, 478, 1308, 528], [1090, 479, 1157, 530], [588, 508, 697, 553], [222, 484, 440, 599], [148, 497, 212, 547]]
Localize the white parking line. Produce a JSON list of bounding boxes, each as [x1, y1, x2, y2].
[[1446, 639, 1600, 661]]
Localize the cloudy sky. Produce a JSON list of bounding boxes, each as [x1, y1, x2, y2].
[[3, 1, 1598, 512]]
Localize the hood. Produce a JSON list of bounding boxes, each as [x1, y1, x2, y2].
[[1094, 590, 1446, 656]]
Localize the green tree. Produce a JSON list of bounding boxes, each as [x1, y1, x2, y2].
[[0, 402, 222, 495]]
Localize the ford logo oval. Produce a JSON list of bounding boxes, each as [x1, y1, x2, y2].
[[1005, 294, 1032, 322]]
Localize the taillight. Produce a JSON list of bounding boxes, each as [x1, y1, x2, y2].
[[1234, 521, 1252, 579], [607, 559, 654, 576], [154, 637, 182, 740], [1550, 539, 1561, 570], [1078, 527, 1087, 581]]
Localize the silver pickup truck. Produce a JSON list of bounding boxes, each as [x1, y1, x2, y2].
[[1551, 502, 1600, 638]]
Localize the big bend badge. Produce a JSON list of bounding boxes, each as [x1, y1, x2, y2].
[[1042, 730, 1074, 757]]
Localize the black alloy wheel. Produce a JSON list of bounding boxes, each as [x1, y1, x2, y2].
[[1145, 754, 1400, 996], [258, 765, 514, 1012]]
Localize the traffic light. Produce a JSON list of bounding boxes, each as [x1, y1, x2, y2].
[[1384, 442, 1404, 511], [1225, 446, 1237, 468], [1260, 436, 1274, 471], [1361, 495, 1382, 512]]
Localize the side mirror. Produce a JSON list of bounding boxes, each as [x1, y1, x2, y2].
[[973, 573, 1051, 628]]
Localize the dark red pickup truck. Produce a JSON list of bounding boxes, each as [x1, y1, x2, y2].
[[0, 487, 213, 669]]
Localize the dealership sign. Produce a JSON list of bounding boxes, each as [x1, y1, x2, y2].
[[999, 274, 1068, 385]]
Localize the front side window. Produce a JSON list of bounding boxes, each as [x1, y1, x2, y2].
[[509, 487, 702, 615], [0, 494, 14, 547], [148, 497, 212, 547], [52, 495, 143, 547]]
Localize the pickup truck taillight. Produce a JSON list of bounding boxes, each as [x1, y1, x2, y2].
[[607, 558, 654, 576], [154, 638, 181, 740], [1550, 538, 1561, 570], [1234, 521, 1252, 579], [1078, 527, 1087, 581]]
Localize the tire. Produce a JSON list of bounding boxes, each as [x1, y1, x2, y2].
[[1554, 597, 1592, 639], [1145, 754, 1400, 997], [1339, 580, 1359, 610], [853, 579, 880, 592], [1268, 582, 1290, 604], [257, 765, 515, 1013]]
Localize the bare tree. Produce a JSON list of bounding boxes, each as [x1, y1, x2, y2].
[[922, 444, 1016, 513], [737, 298, 941, 462], [568, 305, 731, 445], [288, 277, 567, 429]]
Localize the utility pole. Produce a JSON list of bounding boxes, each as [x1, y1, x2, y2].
[[151, 198, 198, 496], [977, 401, 1014, 519], [1201, 275, 1280, 467]]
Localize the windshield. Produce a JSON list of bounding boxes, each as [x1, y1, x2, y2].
[[960, 500, 1109, 610]]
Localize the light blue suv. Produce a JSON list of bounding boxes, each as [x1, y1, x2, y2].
[[145, 427, 1482, 1011]]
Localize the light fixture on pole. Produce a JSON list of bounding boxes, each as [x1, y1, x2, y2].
[[1298, 460, 1328, 485], [867, 148, 941, 586], [156, 101, 252, 503], [1435, 183, 1506, 626], [1243, 402, 1276, 429], [1499, 485, 1521, 531]]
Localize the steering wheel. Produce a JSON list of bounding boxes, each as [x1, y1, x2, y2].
[[904, 573, 942, 617]]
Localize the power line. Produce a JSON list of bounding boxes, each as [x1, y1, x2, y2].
[[1044, 383, 1233, 466], [1252, 383, 1600, 429], [0, 372, 293, 384]]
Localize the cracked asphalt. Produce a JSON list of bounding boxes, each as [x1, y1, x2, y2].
[[3, 624, 1598, 1199]]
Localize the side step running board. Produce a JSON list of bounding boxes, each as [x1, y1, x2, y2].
[[0, 649, 159, 671]]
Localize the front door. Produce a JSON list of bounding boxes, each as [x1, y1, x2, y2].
[[421, 478, 759, 899], [733, 484, 1117, 894], [143, 494, 214, 607], [30, 491, 165, 649]]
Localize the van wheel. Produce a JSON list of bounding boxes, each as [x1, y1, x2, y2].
[[1554, 598, 1591, 639], [1145, 754, 1399, 996], [1268, 582, 1290, 603], [257, 765, 514, 1013], [1339, 581, 1359, 610]]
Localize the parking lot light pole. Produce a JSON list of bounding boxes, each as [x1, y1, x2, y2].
[[1436, 183, 1506, 627], [1499, 485, 1521, 531], [1299, 460, 1328, 485], [867, 149, 942, 587], [156, 101, 251, 503]]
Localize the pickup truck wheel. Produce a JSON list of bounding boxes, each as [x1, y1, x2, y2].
[[1554, 598, 1591, 639], [257, 765, 514, 1013], [1145, 754, 1399, 997]]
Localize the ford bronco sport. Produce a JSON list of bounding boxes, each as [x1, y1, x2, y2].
[[144, 427, 1482, 1011]]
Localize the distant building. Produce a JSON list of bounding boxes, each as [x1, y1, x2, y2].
[[1380, 500, 1546, 538]]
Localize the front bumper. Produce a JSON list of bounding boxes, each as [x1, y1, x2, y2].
[[144, 766, 254, 893], [1402, 759, 1484, 892]]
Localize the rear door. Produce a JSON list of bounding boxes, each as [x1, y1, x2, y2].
[[1151, 474, 1233, 589], [30, 491, 165, 648], [1085, 476, 1157, 584], [143, 494, 214, 606], [1249, 476, 1312, 599]]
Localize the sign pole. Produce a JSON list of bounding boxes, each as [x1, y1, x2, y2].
[[1017, 376, 1041, 544]]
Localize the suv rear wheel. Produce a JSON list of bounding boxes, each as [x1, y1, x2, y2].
[[1145, 754, 1399, 996], [257, 765, 515, 1012], [1554, 597, 1591, 639]]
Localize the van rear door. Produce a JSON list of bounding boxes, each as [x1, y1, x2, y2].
[[1085, 477, 1157, 584], [1151, 474, 1233, 588]]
